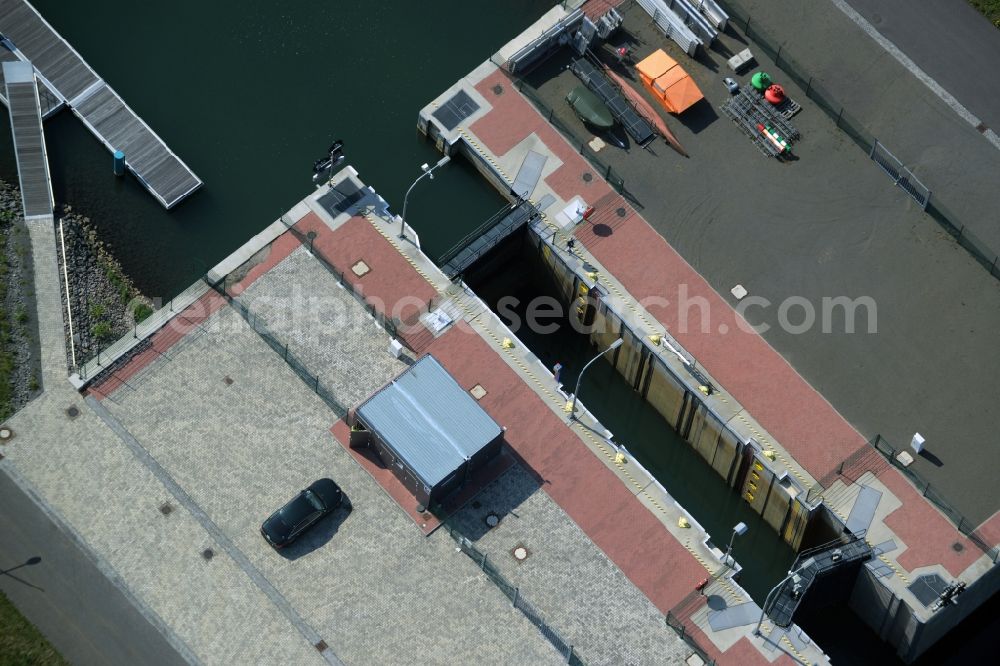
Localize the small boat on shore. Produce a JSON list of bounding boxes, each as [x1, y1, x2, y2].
[[566, 85, 614, 129], [602, 64, 689, 158]]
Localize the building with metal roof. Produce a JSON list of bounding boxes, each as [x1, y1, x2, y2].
[[352, 354, 503, 507]]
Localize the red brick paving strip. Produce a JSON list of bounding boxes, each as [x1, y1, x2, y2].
[[466, 65, 993, 569], [88, 230, 304, 400], [293, 213, 437, 327], [426, 323, 708, 611]]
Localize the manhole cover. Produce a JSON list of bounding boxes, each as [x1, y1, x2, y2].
[[952, 542, 964, 552], [485, 512, 500, 528], [492, 84, 504, 96], [66, 405, 80, 418], [223, 375, 234, 386], [582, 172, 593, 182], [616, 207, 627, 218], [159, 503, 174, 516], [416, 503, 426, 514], [307, 231, 318, 240], [201, 548, 215, 561], [512, 544, 530, 562], [0, 427, 12, 442]]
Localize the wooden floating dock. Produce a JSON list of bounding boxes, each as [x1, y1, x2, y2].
[[3, 60, 53, 219], [0, 0, 202, 208]]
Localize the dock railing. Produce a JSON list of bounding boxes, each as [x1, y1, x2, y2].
[[717, 0, 1000, 281], [76, 219, 403, 401]]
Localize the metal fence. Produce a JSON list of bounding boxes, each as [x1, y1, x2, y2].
[[664, 612, 717, 665], [512, 78, 629, 195], [869, 141, 931, 209], [285, 223, 402, 340], [217, 291, 349, 418], [808, 435, 999, 563], [718, 0, 1000, 281], [435, 516, 584, 665], [868, 435, 1000, 563], [79, 220, 409, 394]]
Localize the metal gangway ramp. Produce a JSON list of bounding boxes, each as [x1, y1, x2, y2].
[[762, 531, 873, 629], [0, 0, 202, 208], [570, 57, 657, 148], [438, 200, 540, 279], [3, 61, 53, 219]]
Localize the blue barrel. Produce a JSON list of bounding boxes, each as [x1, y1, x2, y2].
[[113, 150, 125, 176]]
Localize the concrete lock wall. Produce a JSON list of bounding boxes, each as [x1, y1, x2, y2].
[[902, 562, 1000, 662], [422, 138, 814, 549], [525, 222, 812, 549], [849, 550, 1000, 662]]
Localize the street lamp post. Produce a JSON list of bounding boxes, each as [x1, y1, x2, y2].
[[753, 561, 806, 637], [702, 522, 748, 595], [568, 338, 623, 421], [400, 155, 451, 239], [723, 522, 749, 572]]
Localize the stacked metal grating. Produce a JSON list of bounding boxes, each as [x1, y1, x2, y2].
[[720, 87, 800, 158], [635, 0, 721, 55], [569, 57, 657, 147]]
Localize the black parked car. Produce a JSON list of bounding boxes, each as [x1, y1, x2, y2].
[[261, 479, 344, 549]]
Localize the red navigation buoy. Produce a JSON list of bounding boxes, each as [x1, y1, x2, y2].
[[764, 84, 785, 105]]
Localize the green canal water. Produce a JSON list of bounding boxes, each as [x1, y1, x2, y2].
[[8, 5, 982, 658], [0, 0, 800, 602], [0, 0, 545, 297]]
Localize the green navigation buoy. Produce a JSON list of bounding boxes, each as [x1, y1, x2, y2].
[[751, 72, 772, 91]]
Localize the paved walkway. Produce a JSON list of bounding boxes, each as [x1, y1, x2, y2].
[[101, 298, 565, 666], [292, 175, 806, 663], [25, 217, 67, 388], [417, 19, 1000, 654], [0, 462, 189, 666], [839, 0, 1000, 144]]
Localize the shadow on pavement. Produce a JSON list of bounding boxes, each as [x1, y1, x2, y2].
[[449, 463, 540, 542], [277, 501, 353, 561]]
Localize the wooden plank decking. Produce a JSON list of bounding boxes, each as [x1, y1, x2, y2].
[[3, 60, 53, 218], [0, 41, 61, 117], [0, 0, 202, 208]]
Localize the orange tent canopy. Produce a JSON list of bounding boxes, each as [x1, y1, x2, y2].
[[635, 49, 704, 115]]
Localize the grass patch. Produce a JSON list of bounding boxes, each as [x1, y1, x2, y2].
[[969, 0, 1000, 27], [90, 321, 113, 341], [0, 589, 67, 665], [132, 302, 153, 323]]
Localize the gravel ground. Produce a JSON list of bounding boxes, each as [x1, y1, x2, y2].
[[54, 205, 153, 369], [0, 180, 41, 419]]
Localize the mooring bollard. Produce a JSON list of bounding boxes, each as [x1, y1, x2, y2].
[[113, 150, 125, 176]]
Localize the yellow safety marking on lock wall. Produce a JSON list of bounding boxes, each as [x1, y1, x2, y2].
[[359, 139, 815, 609], [780, 635, 811, 665], [878, 554, 910, 583]]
